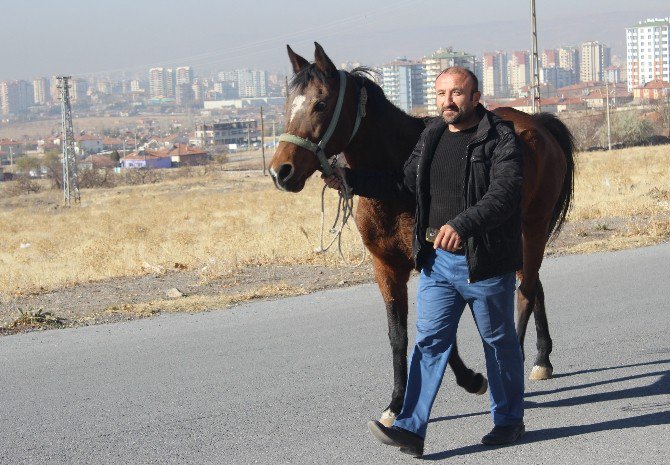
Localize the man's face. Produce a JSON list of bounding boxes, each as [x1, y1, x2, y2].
[[435, 72, 481, 126]]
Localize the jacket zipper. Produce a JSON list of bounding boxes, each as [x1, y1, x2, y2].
[[463, 130, 488, 283]]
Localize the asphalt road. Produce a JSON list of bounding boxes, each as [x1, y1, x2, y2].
[[1, 244, 669, 464]]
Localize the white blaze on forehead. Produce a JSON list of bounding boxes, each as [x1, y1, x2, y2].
[[289, 95, 307, 123]]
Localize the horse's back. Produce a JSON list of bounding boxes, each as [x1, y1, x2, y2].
[[492, 107, 569, 227]]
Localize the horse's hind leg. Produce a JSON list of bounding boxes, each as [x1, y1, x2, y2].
[[529, 279, 553, 380], [517, 227, 553, 380], [449, 340, 488, 395]]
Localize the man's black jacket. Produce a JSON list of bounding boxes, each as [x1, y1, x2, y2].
[[344, 105, 523, 282]]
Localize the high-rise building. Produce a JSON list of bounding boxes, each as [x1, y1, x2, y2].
[[541, 49, 559, 68], [482, 51, 509, 97], [580, 41, 611, 82], [176, 66, 193, 85], [1, 80, 34, 115], [539, 47, 579, 90], [507, 51, 531, 96], [380, 58, 425, 113], [149, 67, 176, 99], [70, 79, 89, 102], [50, 76, 60, 103], [192, 79, 204, 103], [33, 77, 50, 105], [541, 66, 577, 91], [626, 18, 670, 91], [175, 83, 194, 106], [423, 47, 478, 114], [130, 80, 143, 93], [236, 69, 268, 98], [558, 46, 580, 75]]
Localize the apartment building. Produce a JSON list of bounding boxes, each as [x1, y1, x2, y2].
[[580, 41, 611, 82], [176, 66, 193, 86], [193, 120, 259, 146], [423, 47, 479, 114], [149, 67, 176, 99], [626, 18, 670, 92], [237, 69, 268, 98], [32, 77, 50, 105], [507, 51, 531, 97], [558, 46, 580, 75], [0, 80, 34, 115], [482, 51, 509, 97], [380, 58, 425, 113]]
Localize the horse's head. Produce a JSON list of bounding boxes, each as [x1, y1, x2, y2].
[[270, 42, 362, 192]]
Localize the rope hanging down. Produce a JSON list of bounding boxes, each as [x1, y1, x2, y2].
[[315, 156, 367, 266]]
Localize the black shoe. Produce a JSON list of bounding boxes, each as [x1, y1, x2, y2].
[[481, 423, 525, 446], [367, 420, 424, 457]]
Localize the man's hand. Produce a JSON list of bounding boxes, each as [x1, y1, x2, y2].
[[322, 173, 342, 190], [321, 167, 347, 191], [433, 224, 462, 252]]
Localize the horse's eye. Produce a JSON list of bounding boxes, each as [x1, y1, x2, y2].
[[314, 101, 327, 112]]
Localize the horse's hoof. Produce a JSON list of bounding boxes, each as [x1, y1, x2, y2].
[[379, 408, 396, 427], [476, 375, 488, 395], [529, 365, 553, 380]]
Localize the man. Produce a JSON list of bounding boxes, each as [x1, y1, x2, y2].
[[324, 67, 525, 457]]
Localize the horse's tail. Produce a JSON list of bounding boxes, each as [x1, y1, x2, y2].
[[533, 112, 575, 240]]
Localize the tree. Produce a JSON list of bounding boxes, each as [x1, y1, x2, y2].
[[43, 149, 63, 188], [655, 92, 670, 138], [598, 110, 654, 147], [16, 156, 42, 176]]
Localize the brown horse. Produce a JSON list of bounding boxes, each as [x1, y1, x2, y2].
[[269, 43, 574, 426]]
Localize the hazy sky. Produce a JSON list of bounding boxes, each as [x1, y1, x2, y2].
[[1, 0, 668, 81]]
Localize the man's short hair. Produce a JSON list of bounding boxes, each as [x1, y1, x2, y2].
[[436, 67, 479, 94]]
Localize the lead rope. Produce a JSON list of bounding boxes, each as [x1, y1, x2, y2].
[[316, 156, 367, 267]]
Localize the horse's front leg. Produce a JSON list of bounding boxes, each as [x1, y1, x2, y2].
[[371, 256, 411, 427]]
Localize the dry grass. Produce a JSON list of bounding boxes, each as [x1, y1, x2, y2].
[[563, 144, 670, 253], [99, 282, 309, 318], [1, 144, 669, 301], [0, 168, 364, 300]]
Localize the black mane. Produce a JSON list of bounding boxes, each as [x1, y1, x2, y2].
[[289, 64, 328, 92], [289, 64, 381, 94]]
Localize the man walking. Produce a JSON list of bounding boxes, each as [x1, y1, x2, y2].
[[324, 67, 525, 457]]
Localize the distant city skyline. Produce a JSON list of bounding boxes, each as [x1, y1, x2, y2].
[[1, 0, 669, 81]]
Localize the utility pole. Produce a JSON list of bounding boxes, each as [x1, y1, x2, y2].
[[57, 76, 80, 206], [605, 78, 612, 151], [530, 0, 541, 113], [260, 106, 266, 175]]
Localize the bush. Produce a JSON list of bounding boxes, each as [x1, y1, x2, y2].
[[121, 168, 164, 185], [2, 176, 43, 197], [78, 168, 116, 189], [598, 111, 655, 148]]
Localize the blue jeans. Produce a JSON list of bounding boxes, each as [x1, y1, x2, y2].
[[393, 248, 524, 438]]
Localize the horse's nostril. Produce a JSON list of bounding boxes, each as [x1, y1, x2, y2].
[[277, 163, 294, 183]]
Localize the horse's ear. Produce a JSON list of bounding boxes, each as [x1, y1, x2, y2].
[[314, 42, 336, 76], [287, 45, 309, 74]]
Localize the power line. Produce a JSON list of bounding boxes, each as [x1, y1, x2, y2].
[[71, 0, 420, 78]]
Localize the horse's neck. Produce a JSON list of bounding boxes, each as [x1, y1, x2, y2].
[[344, 93, 424, 172]]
